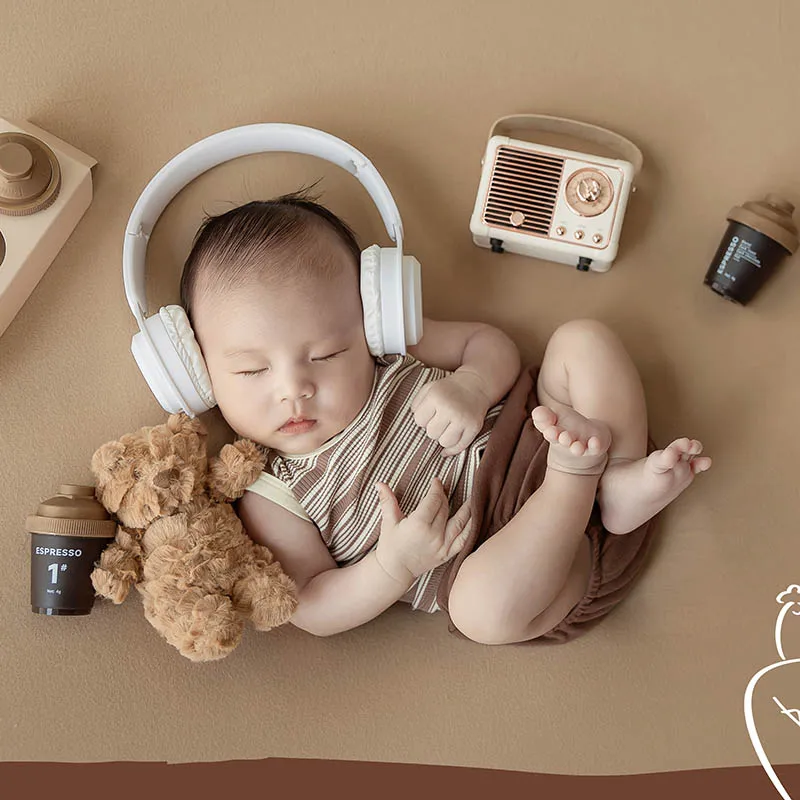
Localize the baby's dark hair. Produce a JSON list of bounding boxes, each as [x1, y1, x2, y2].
[[180, 188, 361, 324]]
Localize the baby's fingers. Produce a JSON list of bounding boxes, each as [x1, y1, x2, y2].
[[448, 500, 472, 530], [442, 421, 481, 458], [444, 501, 473, 552], [375, 482, 403, 528], [442, 431, 471, 457], [445, 520, 473, 558], [412, 477, 447, 525], [438, 424, 464, 453], [410, 383, 431, 413]]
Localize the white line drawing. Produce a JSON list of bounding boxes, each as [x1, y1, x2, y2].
[[744, 584, 800, 800], [773, 698, 800, 730]]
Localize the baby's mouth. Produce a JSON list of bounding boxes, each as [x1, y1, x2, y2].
[[279, 417, 317, 435]]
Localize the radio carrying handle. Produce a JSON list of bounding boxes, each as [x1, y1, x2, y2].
[[489, 114, 644, 177]]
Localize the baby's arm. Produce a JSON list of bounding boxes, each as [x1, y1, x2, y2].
[[237, 490, 414, 637], [407, 317, 521, 407], [406, 317, 521, 454]]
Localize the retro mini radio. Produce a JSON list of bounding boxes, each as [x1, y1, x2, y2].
[[470, 114, 643, 272]]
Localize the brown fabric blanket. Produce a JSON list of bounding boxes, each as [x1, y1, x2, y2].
[[436, 364, 658, 644]]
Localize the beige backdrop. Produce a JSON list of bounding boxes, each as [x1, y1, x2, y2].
[[2, 0, 799, 774]]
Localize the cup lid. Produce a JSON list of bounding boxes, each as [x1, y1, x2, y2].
[[25, 484, 117, 538], [728, 194, 798, 254]]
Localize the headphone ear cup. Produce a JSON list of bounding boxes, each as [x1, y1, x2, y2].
[[130, 306, 216, 416], [360, 244, 423, 357], [401, 255, 423, 348], [131, 322, 183, 415], [158, 305, 216, 408], [360, 244, 385, 357]]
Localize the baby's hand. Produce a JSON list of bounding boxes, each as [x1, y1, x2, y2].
[[374, 478, 472, 584], [411, 371, 491, 456]]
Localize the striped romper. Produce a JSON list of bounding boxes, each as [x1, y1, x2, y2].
[[245, 353, 503, 613]]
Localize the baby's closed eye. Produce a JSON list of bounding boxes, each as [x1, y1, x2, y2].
[[312, 349, 347, 362], [235, 349, 348, 377]]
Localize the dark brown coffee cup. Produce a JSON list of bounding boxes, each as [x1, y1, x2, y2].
[[26, 484, 117, 615], [704, 194, 798, 305]]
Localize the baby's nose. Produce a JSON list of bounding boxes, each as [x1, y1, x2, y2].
[[278, 372, 315, 402]]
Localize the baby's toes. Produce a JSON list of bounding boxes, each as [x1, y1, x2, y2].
[[558, 429, 577, 448], [650, 444, 683, 473], [684, 439, 703, 459], [569, 439, 587, 456], [541, 425, 564, 444], [532, 409, 560, 444], [586, 435, 604, 455], [670, 437, 696, 457], [670, 438, 704, 463], [691, 456, 712, 474], [531, 406, 558, 432]]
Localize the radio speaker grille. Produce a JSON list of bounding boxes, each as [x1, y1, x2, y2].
[[482, 146, 564, 236]]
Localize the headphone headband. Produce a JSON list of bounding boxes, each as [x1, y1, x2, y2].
[[122, 123, 405, 324]]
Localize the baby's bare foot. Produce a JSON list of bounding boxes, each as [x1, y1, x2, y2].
[[531, 405, 611, 477], [598, 438, 712, 534]]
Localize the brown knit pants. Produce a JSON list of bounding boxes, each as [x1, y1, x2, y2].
[[436, 364, 657, 644]]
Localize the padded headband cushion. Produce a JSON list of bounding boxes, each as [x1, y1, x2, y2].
[[359, 245, 385, 357]]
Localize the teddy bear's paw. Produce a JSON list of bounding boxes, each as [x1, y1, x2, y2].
[[177, 594, 244, 662], [89, 537, 143, 604], [248, 594, 299, 631], [90, 566, 135, 604], [235, 570, 299, 631], [209, 440, 266, 501]]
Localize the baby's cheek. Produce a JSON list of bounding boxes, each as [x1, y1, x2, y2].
[[328, 388, 360, 426], [216, 385, 262, 434]]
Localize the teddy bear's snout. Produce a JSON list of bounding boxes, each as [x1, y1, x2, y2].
[[153, 467, 181, 489]]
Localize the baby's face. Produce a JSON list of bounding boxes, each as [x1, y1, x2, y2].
[[193, 261, 375, 455]]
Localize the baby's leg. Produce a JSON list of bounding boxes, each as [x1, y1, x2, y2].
[[447, 319, 709, 645], [535, 319, 711, 534], [535, 318, 649, 467], [447, 400, 611, 645]]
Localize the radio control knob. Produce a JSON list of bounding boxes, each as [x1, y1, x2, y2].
[[565, 168, 614, 218], [555, 226, 566, 236], [574, 230, 584, 240], [592, 233, 603, 244], [577, 178, 601, 203]]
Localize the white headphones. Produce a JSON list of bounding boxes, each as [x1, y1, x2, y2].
[[122, 123, 424, 418]]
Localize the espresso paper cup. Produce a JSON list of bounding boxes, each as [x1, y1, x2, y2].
[[704, 194, 798, 306], [26, 484, 116, 616], [703, 221, 791, 305]]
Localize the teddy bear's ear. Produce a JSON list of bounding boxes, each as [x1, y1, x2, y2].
[[90, 441, 135, 514], [149, 413, 208, 462], [166, 412, 207, 438], [91, 441, 125, 482]]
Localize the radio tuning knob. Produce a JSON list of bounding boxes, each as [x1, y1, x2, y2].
[[577, 178, 601, 203], [565, 168, 614, 217]]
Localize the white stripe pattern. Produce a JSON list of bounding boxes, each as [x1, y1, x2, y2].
[[265, 354, 502, 613]]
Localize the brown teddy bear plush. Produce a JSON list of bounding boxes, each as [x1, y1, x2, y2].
[[89, 412, 297, 662]]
